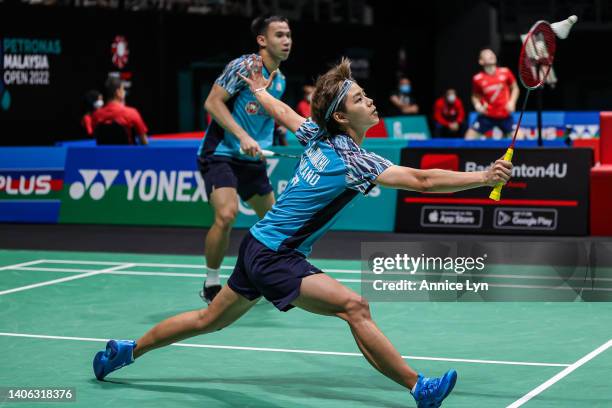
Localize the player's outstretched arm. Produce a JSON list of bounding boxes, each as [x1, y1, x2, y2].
[[237, 55, 306, 134], [376, 159, 512, 193]]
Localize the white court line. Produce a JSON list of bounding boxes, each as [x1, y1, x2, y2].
[[0, 263, 135, 296], [37, 259, 358, 274], [12, 266, 612, 291], [0, 332, 570, 368], [507, 339, 612, 407], [18, 265, 612, 283], [0, 259, 44, 271], [32, 259, 612, 281], [11, 266, 359, 282]]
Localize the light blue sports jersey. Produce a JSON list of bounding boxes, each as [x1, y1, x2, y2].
[[250, 119, 393, 256], [198, 54, 286, 161]]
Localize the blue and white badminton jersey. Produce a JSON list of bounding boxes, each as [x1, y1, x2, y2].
[[198, 54, 286, 161], [250, 119, 393, 256]]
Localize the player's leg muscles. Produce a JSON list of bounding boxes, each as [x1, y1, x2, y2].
[[205, 187, 239, 268], [292, 273, 418, 389], [134, 285, 259, 358], [247, 191, 275, 219]]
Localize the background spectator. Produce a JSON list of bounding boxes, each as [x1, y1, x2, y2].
[[295, 84, 314, 118], [81, 89, 103, 137], [92, 77, 149, 145], [389, 76, 419, 115], [432, 88, 465, 138]]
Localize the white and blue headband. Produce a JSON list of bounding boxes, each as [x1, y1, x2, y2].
[[324, 79, 353, 122]]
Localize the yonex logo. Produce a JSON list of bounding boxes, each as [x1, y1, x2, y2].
[[69, 169, 118, 200]]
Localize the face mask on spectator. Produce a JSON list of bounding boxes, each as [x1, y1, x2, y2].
[[94, 100, 104, 109], [446, 94, 456, 103], [399, 84, 411, 94], [306, 94, 312, 103]]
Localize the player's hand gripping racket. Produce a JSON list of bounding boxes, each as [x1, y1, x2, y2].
[[489, 20, 557, 200], [240, 148, 300, 159]]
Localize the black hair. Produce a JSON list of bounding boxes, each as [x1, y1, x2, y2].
[[105, 77, 122, 101], [250, 14, 289, 39], [83, 89, 102, 112]]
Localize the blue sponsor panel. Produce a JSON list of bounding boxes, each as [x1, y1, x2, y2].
[[59, 145, 399, 231], [0, 147, 66, 223], [0, 200, 62, 223], [468, 111, 600, 140]]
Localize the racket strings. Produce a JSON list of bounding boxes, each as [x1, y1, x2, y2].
[[519, 22, 557, 89]]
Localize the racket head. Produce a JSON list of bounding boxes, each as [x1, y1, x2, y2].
[[519, 20, 557, 90]]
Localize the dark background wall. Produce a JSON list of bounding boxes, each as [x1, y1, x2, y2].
[[0, 1, 609, 146]]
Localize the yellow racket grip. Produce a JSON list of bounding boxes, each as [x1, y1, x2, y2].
[[489, 147, 514, 201]]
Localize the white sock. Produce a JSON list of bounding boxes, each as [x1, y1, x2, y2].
[[411, 382, 417, 394], [205, 266, 220, 287]]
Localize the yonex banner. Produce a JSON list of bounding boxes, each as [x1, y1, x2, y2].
[[395, 148, 592, 235], [60, 147, 214, 226], [60, 145, 399, 231]]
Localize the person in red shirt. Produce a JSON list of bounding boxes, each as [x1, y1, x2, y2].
[[465, 48, 519, 140], [432, 88, 465, 138], [81, 90, 103, 137], [295, 84, 313, 118], [92, 77, 149, 145]]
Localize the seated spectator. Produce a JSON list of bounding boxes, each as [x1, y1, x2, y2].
[[92, 77, 149, 145], [389, 76, 419, 115], [81, 90, 103, 137], [433, 88, 465, 138], [295, 84, 314, 118]]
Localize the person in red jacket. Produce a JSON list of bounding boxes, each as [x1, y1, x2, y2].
[[295, 84, 314, 118], [81, 90, 103, 137], [92, 77, 149, 145], [432, 88, 465, 138]]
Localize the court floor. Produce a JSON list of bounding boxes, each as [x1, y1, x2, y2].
[[1, 249, 611, 407]]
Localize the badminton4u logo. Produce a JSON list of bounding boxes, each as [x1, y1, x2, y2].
[[69, 170, 118, 200]]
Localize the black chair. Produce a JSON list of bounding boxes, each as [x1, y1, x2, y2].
[[94, 122, 132, 145]]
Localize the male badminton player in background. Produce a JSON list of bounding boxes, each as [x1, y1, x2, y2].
[[197, 15, 291, 303], [465, 48, 520, 139]]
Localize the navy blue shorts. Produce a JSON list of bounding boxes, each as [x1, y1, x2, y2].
[[471, 114, 514, 135], [228, 232, 323, 312], [198, 155, 273, 201]]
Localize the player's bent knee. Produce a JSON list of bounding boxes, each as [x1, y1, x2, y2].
[[343, 295, 371, 322], [215, 208, 238, 228]]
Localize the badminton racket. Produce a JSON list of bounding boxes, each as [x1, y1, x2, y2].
[[489, 20, 557, 200]]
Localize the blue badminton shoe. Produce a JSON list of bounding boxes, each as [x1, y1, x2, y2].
[[93, 339, 136, 380], [411, 369, 457, 407]]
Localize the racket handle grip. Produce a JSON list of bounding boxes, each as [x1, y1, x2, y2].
[[489, 147, 514, 201], [239, 148, 272, 157]]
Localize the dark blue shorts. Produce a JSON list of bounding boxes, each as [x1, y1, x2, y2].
[[197, 155, 273, 201], [471, 114, 514, 135], [227, 232, 322, 312]]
